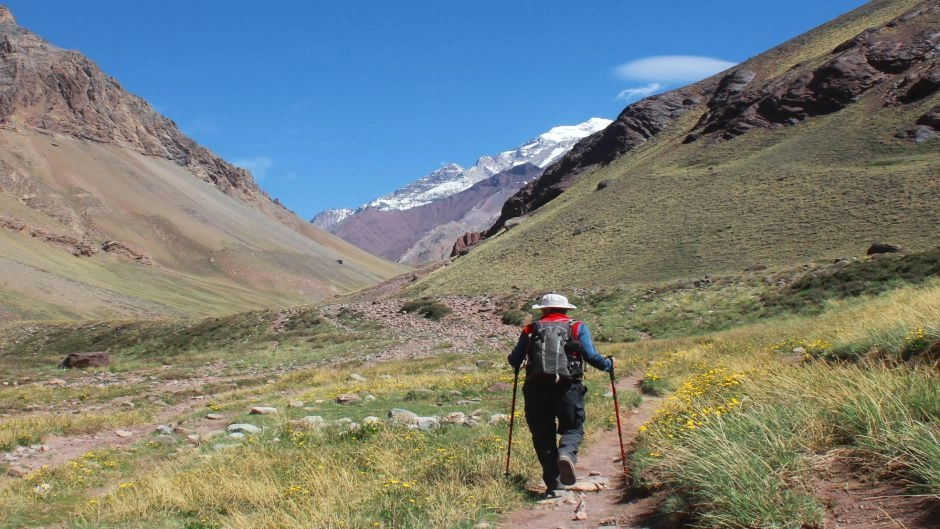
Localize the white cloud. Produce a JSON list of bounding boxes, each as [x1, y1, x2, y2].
[[615, 82, 664, 102], [233, 156, 275, 180], [614, 55, 737, 84]]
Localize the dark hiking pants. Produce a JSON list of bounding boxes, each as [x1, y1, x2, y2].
[[522, 379, 586, 491]]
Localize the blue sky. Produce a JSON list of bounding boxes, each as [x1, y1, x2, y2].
[[6, 0, 868, 219]]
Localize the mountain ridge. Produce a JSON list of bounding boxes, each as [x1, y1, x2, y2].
[[0, 7, 407, 320], [411, 0, 940, 296]]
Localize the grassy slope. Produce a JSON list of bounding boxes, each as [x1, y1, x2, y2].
[[411, 0, 939, 296], [0, 129, 409, 320], [0, 256, 936, 528]]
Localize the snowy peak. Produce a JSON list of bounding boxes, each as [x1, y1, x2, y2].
[[352, 117, 612, 213]]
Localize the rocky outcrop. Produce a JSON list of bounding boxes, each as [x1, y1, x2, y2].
[[0, 11, 264, 206], [58, 351, 109, 369], [686, 1, 940, 142], [488, 87, 711, 235], [450, 231, 484, 257]]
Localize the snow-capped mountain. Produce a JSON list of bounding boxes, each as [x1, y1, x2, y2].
[[312, 117, 611, 230]]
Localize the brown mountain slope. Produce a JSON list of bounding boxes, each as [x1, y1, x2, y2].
[[0, 7, 408, 320], [413, 0, 940, 296]]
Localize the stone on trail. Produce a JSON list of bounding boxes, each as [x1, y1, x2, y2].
[[154, 425, 174, 435], [206, 413, 224, 420], [47, 378, 66, 386], [249, 406, 278, 415], [227, 423, 262, 435], [115, 429, 134, 438]]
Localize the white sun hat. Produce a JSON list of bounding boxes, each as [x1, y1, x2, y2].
[[531, 293, 577, 310]]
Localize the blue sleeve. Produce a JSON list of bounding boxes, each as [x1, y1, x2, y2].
[[508, 330, 528, 369], [576, 324, 612, 372]]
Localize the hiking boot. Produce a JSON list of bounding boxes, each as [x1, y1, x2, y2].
[[557, 454, 576, 486]]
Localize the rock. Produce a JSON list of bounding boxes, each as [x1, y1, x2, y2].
[[573, 493, 587, 520], [3, 453, 17, 462], [485, 382, 511, 393], [115, 429, 134, 438], [472, 523, 491, 529], [336, 394, 361, 405], [866, 243, 905, 255], [173, 426, 196, 436], [206, 413, 224, 420], [596, 180, 612, 190], [7, 465, 29, 478], [474, 360, 493, 369], [288, 400, 304, 408], [154, 425, 174, 435], [47, 378, 66, 386], [456, 399, 481, 405], [793, 347, 806, 355], [228, 432, 245, 440], [204, 430, 227, 439], [226, 423, 262, 435], [440, 412, 467, 425], [489, 413, 510, 425], [362, 416, 383, 427], [388, 408, 419, 426], [364, 394, 377, 402], [249, 406, 278, 415], [349, 373, 367, 382], [151, 435, 177, 446], [58, 351, 109, 369], [186, 434, 201, 445], [298, 416, 326, 429], [414, 416, 440, 431]]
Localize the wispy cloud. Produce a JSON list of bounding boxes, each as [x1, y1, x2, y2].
[[233, 156, 275, 180], [614, 55, 737, 84], [615, 82, 664, 102]]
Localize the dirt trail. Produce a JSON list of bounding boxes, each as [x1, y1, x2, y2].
[[500, 373, 665, 529]]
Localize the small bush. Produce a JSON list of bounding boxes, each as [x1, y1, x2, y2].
[[500, 309, 529, 326], [401, 298, 452, 321]]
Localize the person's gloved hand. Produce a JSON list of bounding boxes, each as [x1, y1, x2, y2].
[[605, 356, 615, 373]]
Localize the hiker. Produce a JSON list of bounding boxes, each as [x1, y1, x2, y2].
[[507, 293, 613, 495]]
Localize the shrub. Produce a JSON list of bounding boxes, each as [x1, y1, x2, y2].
[[401, 298, 452, 321]]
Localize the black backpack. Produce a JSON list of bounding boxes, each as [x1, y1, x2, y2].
[[526, 320, 584, 382]]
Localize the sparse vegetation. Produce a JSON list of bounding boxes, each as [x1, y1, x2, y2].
[[400, 298, 452, 321]]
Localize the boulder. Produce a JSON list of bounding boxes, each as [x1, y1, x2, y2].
[[866, 243, 905, 255], [388, 408, 419, 426], [336, 394, 361, 405], [485, 382, 511, 393], [226, 423, 262, 435], [58, 351, 109, 369]]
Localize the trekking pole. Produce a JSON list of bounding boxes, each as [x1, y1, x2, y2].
[[607, 356, 628, 476], [504, 365, 521, 478]]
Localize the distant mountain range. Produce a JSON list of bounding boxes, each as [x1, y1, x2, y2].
[[0, 5, 406, 321], [312, 117, 611, 263]]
